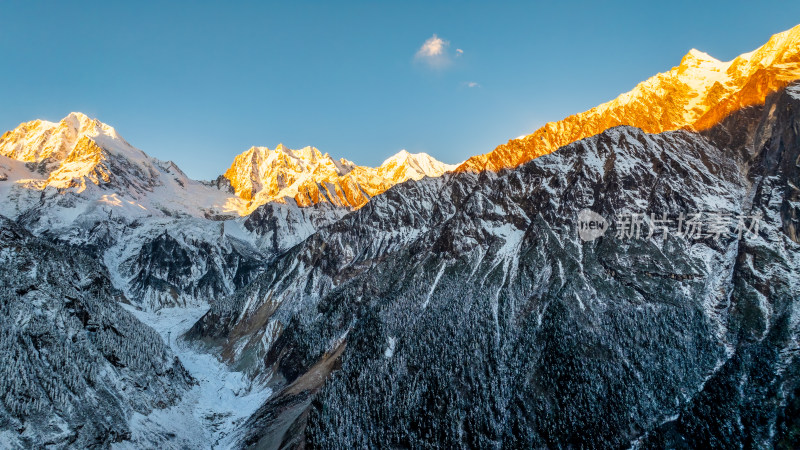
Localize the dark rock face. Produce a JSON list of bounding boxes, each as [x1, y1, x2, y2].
[[0, 216, 193, 448], [192, 85, 800, 448], [122, 226, 266, 310], [242, 200, 348, 256], [634, 83, 800, 449]]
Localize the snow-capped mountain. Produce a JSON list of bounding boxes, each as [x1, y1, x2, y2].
[[0, 112, 240, 221], [223, 144, 455, 211], [0, 113, 456, 311], [458, 23, 800, 172], [0, 112, 455, 223], [191, 82, 800, 448], [376, 149, 458, 182], [0, 113, 271, 310]]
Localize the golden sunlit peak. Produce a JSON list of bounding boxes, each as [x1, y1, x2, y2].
[[457, 23, 800, 173], [0, 112, 120, 165], [680, 48, 721, 65], [222, 144, 456, 211]]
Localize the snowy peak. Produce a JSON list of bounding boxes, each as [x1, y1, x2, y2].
[[0, 112, 162, 193], [675, 48, 728, 81], [223, 146, 455, 210], [62, 111, 122, 141], [680, 48, 722, 66], [0, 112, 134, 165], [377, 150, 457, 182], [1, 114, 80, 164], [458, 23, 800, 172], [1, 112, 141, 171], [0, 112, 244, 223], [223, 145, 349, 202]]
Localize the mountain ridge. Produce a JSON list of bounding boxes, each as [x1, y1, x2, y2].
[[456, 23, 800, 173], [222, 144, 456, 211], [1, 112, 458, 215]]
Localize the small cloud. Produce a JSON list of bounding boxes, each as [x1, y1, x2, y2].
[[463, 81, 480, 88], [415, 34, 462, 69], [417, 34, 448, 58]]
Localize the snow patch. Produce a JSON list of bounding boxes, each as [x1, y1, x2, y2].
[[115, 305, 272, 449], [422, 262, 447, 309], [384, 337, 397, 358]]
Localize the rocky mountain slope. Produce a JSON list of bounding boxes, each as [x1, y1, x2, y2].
[[0, 216, 193, 448], [190, 84, 800, 448], [458, 23, 800, 173]]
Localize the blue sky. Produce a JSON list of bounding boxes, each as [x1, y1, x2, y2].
[[2, 1, 799, 179]]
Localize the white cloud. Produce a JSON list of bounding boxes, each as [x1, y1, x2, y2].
[[464, 81, 480, 88], [414, 34, 461, 69], [417, 34, 448, 57]]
